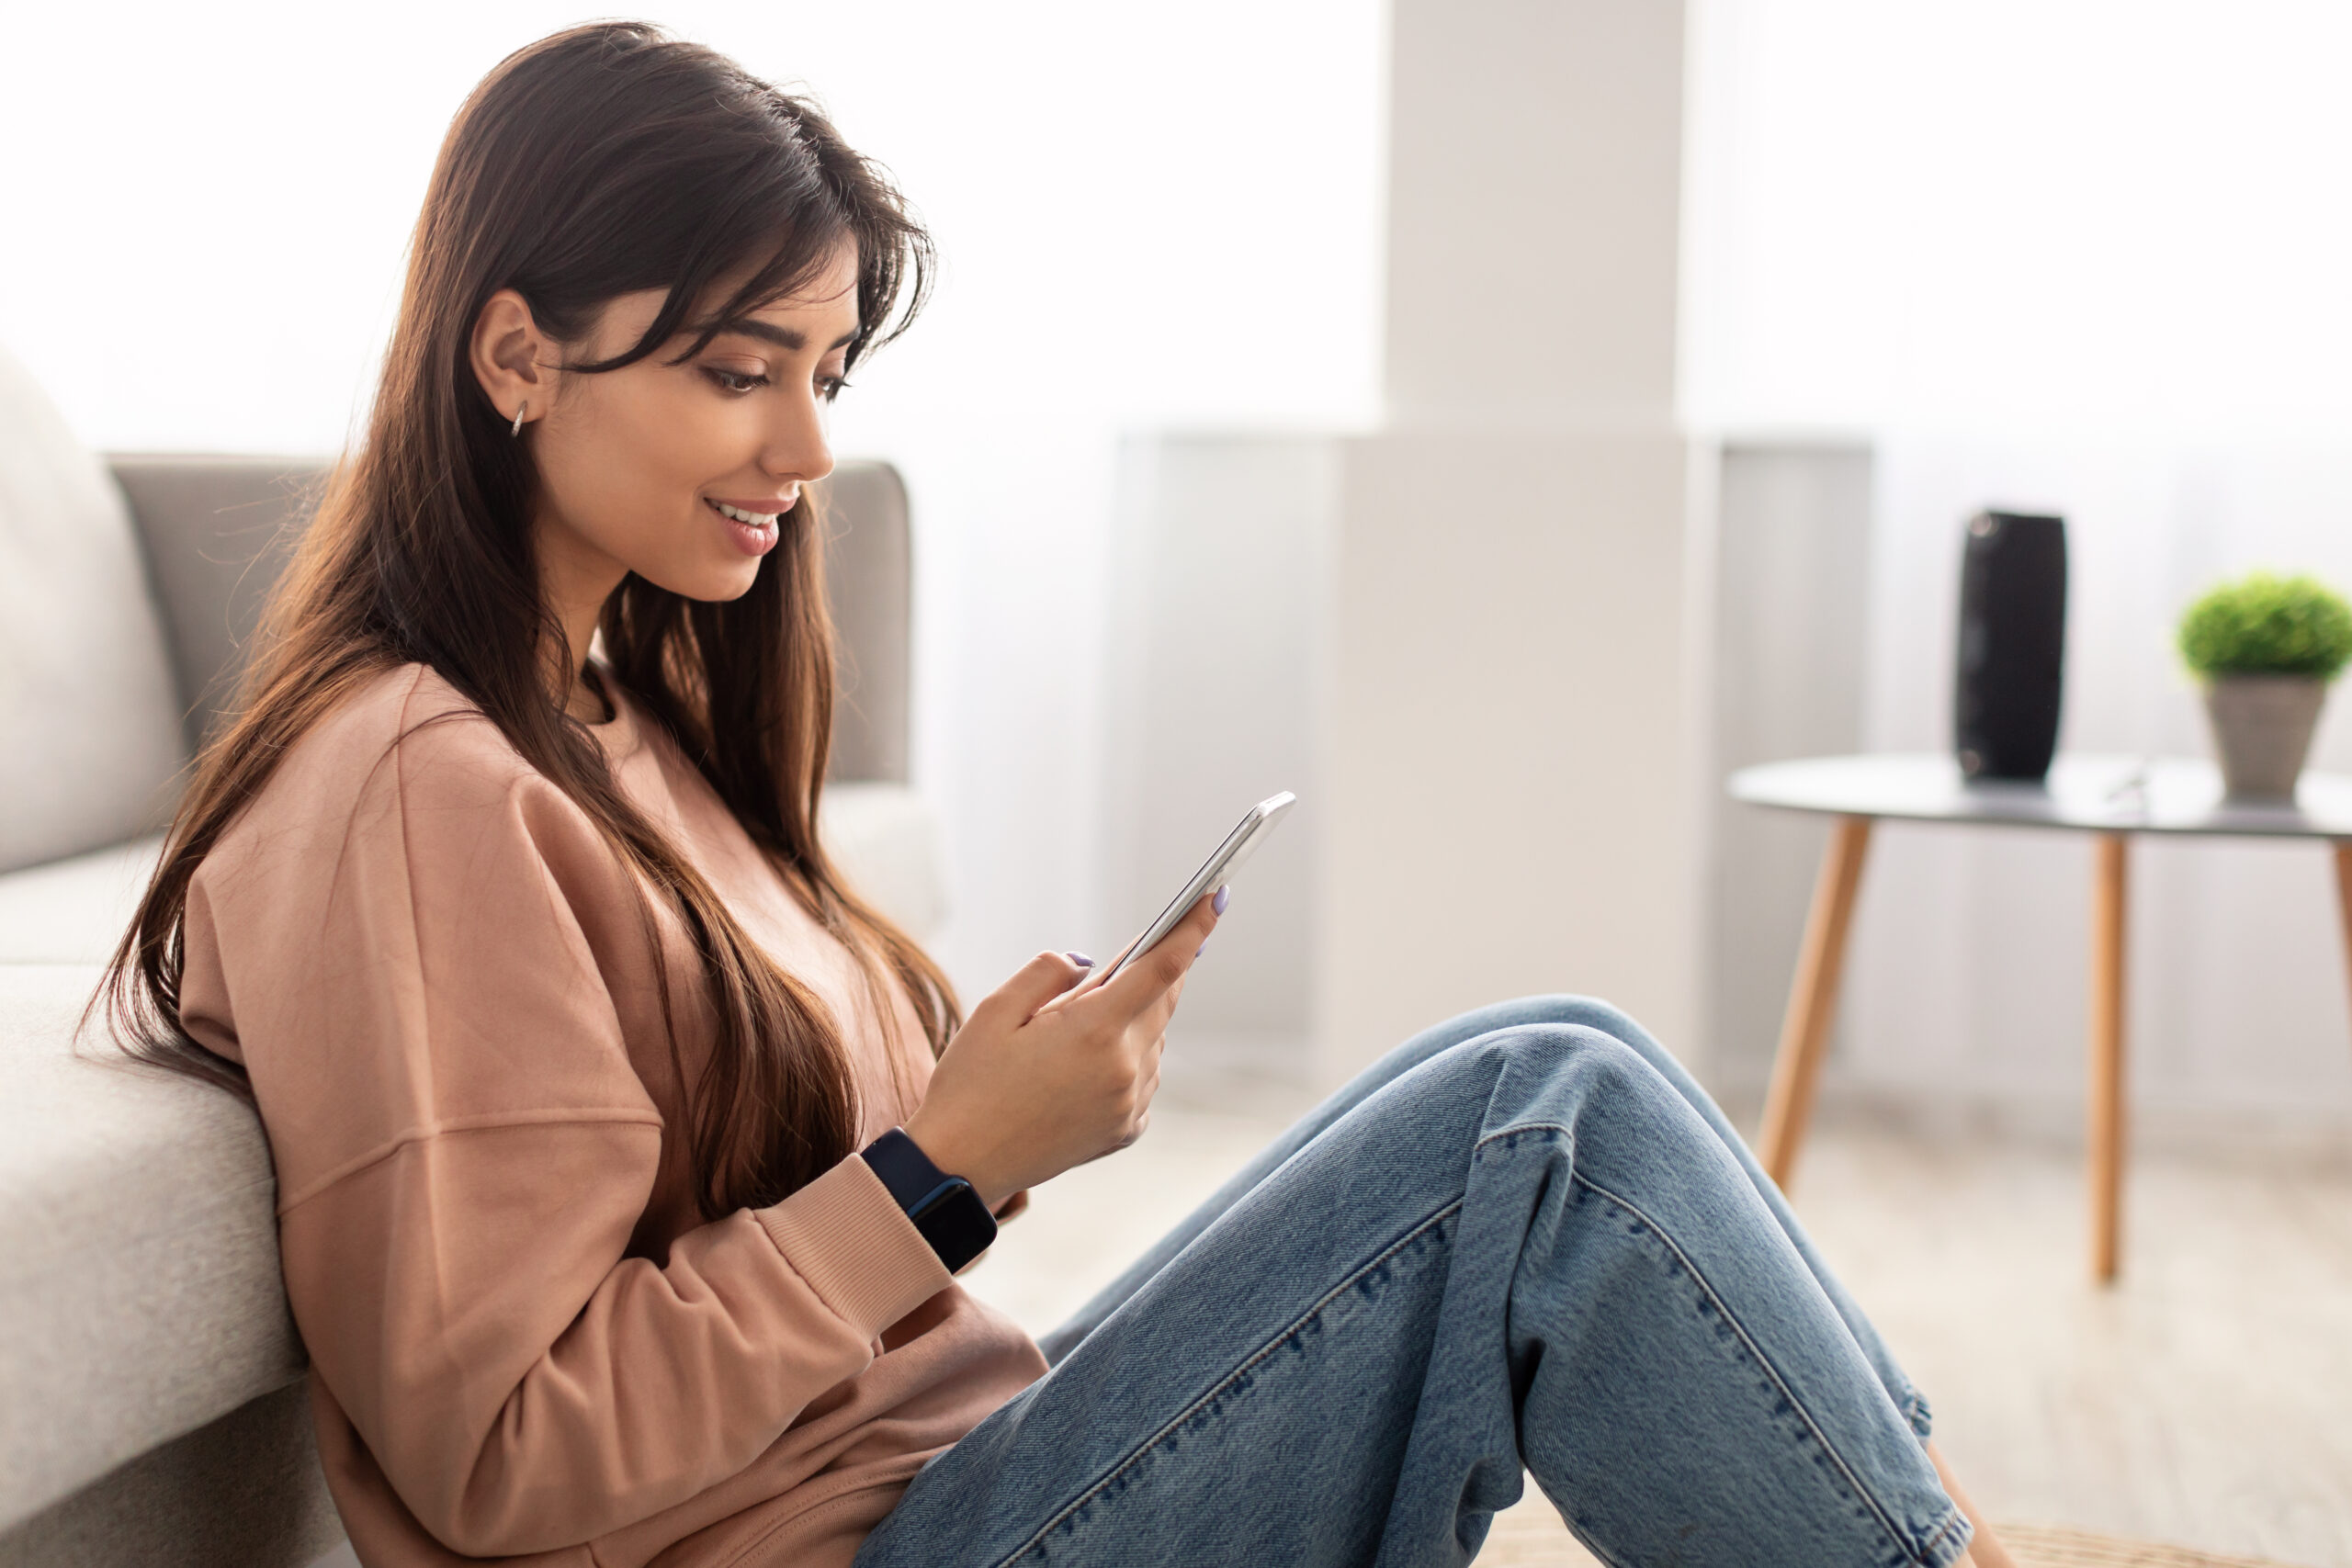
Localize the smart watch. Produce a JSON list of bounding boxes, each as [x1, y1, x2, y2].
[[858, 1128, 998, 1273]]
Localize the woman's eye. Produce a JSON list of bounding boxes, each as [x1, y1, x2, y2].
[[818, 375, 852, 402], [704, 367, 769, 394]]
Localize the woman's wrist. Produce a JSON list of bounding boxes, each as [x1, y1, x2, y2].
[[892, 1115, 1013, 1212]]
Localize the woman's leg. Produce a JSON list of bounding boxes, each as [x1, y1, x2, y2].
[[1039, 996, 1929, 1440], [859, 1018, 1971, 1567]]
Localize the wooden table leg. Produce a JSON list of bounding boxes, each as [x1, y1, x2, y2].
[[2088, 832, 2131, 1283], [1758, 815, 1874, 1192], [2335, 841, 2352, 1062]]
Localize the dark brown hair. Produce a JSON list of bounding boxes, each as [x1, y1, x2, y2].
[[96, 21, 957, 1217]]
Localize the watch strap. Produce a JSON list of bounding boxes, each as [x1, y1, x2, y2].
[[859, 1128, 997, 1273]]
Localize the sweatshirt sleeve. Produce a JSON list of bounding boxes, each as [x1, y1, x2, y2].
[[181, 682, 952, 1557]]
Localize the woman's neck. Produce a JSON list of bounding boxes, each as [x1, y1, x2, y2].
[[532, 513, 628, 726]]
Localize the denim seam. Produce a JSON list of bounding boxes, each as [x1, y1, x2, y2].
[[988, 1194, 1468, 1568], [1561, 1158, 1948, 1568]]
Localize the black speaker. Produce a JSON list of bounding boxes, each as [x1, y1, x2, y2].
[[1954, 510, 2066, 781]]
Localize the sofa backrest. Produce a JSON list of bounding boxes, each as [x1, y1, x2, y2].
[[0, 351, 187, 877], [107, 457, 914, 785]]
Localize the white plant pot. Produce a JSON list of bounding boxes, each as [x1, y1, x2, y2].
[[2200, 674, 2330, 799]]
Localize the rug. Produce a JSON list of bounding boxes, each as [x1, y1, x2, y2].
[[1997, 1525, 2316, 1568], [1469, 1502, 2319, 1567]]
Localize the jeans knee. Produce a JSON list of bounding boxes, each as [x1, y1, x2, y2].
[[1460, 996, 1676, 1077], [1546, 994, 1648, 1043], [1453, 1021, 1677, 1118]]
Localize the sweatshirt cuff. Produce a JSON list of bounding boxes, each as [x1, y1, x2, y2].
[[757, 1155, 954, 1336]]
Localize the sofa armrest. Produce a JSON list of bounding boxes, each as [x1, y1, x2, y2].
[[107, 455, 326, 756], [816, 462, 913, 784]]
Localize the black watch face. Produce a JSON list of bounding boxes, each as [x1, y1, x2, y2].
[[911, 1180, 997, 1272]]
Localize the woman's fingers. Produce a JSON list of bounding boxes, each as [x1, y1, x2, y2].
[[972, 950, 1089, 1030], [913, 903, 1219, 1200]]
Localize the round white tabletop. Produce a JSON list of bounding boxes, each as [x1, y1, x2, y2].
[[1728, 752, 2352, 840]]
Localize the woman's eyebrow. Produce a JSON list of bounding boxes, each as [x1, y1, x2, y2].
[[710, 320, 860, 353]]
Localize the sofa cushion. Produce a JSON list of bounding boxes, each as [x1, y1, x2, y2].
[[818, 782, 949, 939], [0, 835, 164, 966], [0, 962, 301, 1533], [0, 346, 187, 875]]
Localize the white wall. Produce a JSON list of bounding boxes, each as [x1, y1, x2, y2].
[[1100, 435, 1334, 1077], [0, 0, 1385, 1005], [1705, 445, 1873, 1098], [1683, 0, 2352, 440]]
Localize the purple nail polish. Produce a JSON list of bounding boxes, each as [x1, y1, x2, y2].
[[1212, 885, 1230, 916], [1194, 942, 1205, 957], [1067, 952, 1093, 967]]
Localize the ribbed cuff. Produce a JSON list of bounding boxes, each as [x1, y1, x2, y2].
[[757, 1156, 953, 1336]]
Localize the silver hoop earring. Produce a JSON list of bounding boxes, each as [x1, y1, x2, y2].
[[510, 401, 527, 438]]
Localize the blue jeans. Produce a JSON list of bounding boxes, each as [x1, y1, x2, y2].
[[854, 998, 1970, 1568]]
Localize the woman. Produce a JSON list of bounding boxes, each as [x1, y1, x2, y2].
[[103, 23, 2013, 1568]]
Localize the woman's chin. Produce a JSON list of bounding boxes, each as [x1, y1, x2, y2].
[[635, 558, 764, 604]]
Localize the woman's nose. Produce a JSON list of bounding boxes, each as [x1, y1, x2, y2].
[[765, 391, 835, 485]]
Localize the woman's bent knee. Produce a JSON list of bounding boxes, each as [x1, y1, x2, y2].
[[1433, 1021, 1684, 1130]]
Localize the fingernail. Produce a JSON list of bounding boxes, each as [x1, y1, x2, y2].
[[1194, 942, 1205, 957], [1212, 885, 1230, 916], [1067, 952, 1093, 967]]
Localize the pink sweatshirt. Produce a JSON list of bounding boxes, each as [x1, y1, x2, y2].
[[178, 665, 1046, 1566]]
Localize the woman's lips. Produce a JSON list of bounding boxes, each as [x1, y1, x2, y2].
[[709, 494, 797, 516], [706, 496, 781, 558]]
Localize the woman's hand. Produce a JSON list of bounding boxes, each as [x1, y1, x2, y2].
[[899, 892, 1222, 1209]]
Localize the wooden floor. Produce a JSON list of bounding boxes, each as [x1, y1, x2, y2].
[[963, 1095, 2352, 1568]]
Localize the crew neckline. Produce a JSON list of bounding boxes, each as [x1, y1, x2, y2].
[[576, 661, 619, 725], [578, 663, 641, 757]]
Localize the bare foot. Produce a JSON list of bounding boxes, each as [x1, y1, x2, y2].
[[1926, 1440, 2019, 1568]]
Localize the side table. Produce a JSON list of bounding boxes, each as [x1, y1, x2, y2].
[[1727, 753, 2352, 1281]]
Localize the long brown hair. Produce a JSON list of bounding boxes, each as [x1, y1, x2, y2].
[[96, 21, 958, 1217]]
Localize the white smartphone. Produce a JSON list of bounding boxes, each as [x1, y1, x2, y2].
[[1080, 791, 1297, 992]]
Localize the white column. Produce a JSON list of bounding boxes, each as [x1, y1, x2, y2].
[[1381, 0, 1685, 427], [1314, 0, 1703, 1079]]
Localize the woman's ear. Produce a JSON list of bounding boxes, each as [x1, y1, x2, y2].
[[469, 288, 554, 431]]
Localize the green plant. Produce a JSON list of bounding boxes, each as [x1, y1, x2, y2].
[[2177, 571, 2352, 681]]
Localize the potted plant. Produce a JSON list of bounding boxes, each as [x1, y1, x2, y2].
[[2177, 570, 2352, 798]]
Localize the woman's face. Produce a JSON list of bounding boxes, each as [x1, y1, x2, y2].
[[489, 244, 861, 613]]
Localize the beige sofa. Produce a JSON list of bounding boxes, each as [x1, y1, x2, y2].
[[0, 350, 945, 1567]]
